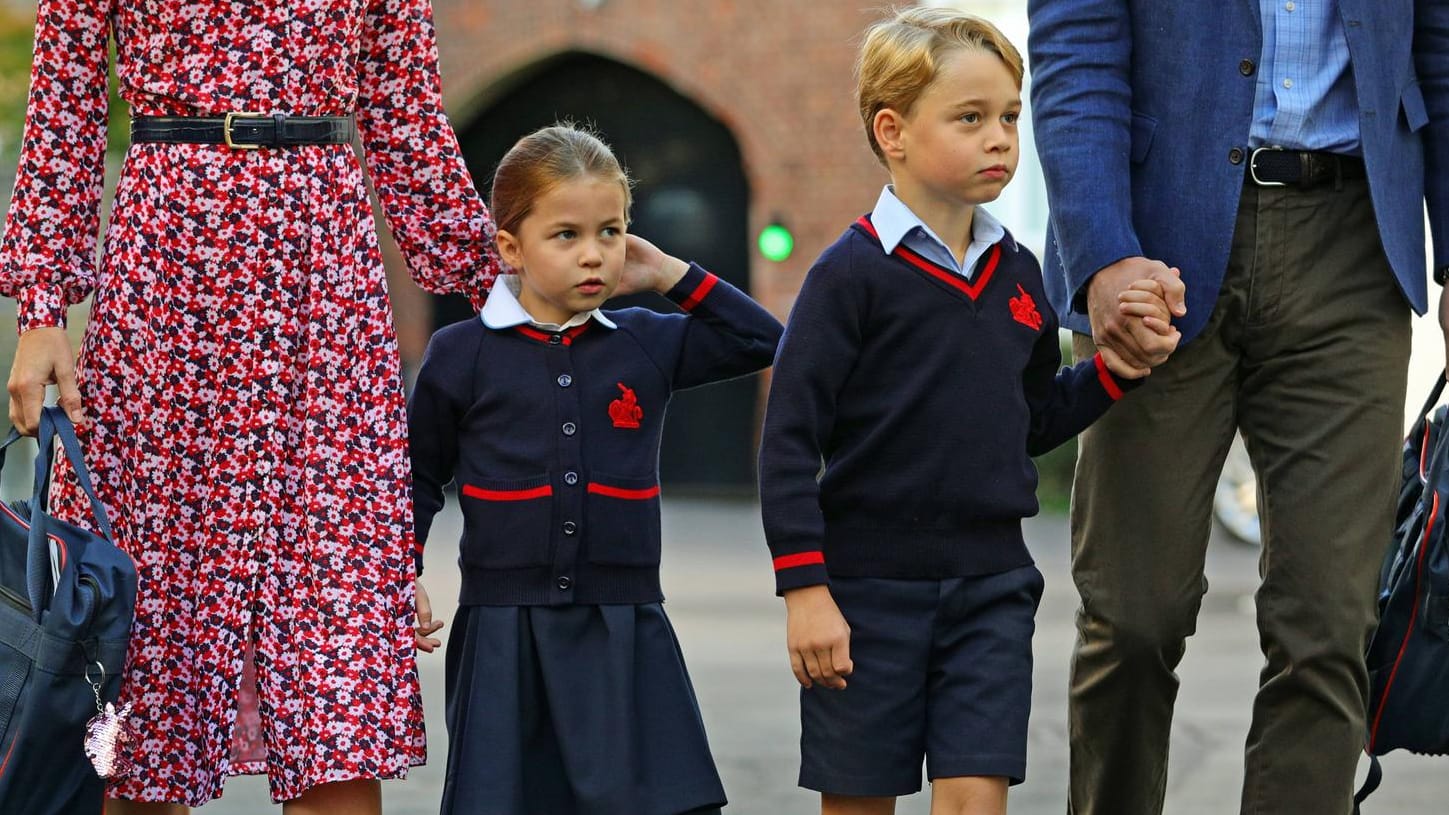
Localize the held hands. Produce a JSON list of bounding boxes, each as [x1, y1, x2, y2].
[[7, 326, 83, 435], [783, 584, 853, 690], [1087, 257, 1187, 379], [414, 579, 444, 654], [617, 234, 689, 298]]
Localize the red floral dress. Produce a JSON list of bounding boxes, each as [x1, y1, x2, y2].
[[0, 0, 498, 805]]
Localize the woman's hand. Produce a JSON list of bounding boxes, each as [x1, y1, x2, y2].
[[8, 326, 82, 435], [414, 579, 444, 653], [617, 234, 689, 297]]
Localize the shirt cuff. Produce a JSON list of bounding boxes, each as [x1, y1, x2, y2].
[[663, 263, 719, 312], [15, 283, 67, 333], [772, 551, 830, 596]]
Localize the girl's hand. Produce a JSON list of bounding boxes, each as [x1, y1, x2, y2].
[[414, 579, 444, 653], [618, 234, 689, 297], [783, 584, 853, 690]]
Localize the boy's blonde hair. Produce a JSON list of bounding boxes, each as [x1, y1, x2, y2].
[[856, 7, 1024, 163], [490, 123, 633, 236]]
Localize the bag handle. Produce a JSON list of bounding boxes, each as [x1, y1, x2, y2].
[[23, 407, 115, 616]]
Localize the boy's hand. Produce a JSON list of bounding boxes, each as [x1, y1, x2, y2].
[[414, 579, 444, 653], [783, 584, 853, 690], [1108, 278, 1182, 378], [619, 234, 689, 297], [1087, 257, 1185, 377]]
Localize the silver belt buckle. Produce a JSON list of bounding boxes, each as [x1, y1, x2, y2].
[[1249, 146, 1286, 187]]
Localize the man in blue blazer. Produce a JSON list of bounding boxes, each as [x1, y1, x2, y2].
[[1028, 2, 1448, 813]]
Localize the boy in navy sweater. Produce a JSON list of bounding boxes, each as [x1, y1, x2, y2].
[[758, 9, 1183, 815]]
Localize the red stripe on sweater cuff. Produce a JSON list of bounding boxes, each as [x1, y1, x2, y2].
[[1094, 353, 1125, 401], [679, 273, 718, 311], [773, 551, 825, 571]]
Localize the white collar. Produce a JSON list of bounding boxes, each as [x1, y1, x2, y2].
[[480, 275, 617, 331], [869, 185, 1011, 260]]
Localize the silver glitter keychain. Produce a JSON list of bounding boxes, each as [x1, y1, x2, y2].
[[82, 661, 136, 779]]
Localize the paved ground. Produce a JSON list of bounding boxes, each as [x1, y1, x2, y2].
[[198, 497, 1446, 814]]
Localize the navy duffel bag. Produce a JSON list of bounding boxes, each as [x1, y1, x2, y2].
[[0, 407, 137, 814]]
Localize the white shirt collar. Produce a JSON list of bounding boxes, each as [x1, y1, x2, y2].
[[480, 275, 617, 331], [869, 185, 1011, 266]]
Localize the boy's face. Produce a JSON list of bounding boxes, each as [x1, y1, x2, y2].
[[892, 48, 1021, 207], [496, 175, 628, 327]]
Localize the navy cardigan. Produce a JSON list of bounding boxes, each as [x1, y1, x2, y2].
[[759, 217, 1139, 594], [409, 264, 782, 605]]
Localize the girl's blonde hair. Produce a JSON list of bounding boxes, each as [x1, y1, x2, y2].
[[490, 123, 633, 235], [856, 7, 1024, 164]]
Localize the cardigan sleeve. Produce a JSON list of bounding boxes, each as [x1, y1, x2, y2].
[[0, 0, 113, 332], [757, 247, 865, 594], [357, 0, 501, 310], [658, 263, 783, 390], [407, 324, 479, 575]]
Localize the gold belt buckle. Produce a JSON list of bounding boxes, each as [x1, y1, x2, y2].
[[223, 111, 270, 150]]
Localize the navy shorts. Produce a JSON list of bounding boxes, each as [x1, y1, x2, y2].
[[798, 565, 1045, 796]]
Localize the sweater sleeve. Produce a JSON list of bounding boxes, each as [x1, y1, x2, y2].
[[0, 0, 112, 332], [407, 326, 477, 575], [1022, 301, 1139, 456], [357, 0, 501, 310], [758, 248, 864, 594], [656, 263, 783, 390]]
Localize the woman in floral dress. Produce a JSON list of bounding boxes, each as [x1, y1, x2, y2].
[[0, 0, 498, 811]]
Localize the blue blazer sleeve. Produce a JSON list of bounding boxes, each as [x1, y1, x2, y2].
[[1416, 0, 1449, 270], [1027, 0, 1141, 306]]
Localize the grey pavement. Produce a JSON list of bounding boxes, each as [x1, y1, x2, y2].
[[199, 497, 1447, 814]]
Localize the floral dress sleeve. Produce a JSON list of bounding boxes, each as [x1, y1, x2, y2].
[[356, 0, 500, 308], [0, 0, 113, 332]]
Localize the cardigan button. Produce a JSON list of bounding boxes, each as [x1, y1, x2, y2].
[[557, 374, 573, 387], [556, 575, 572, 590], [548, 334, 562, 345], [564, 471, 579, 485], [562, 521, 578, 535], [562, 422, 577, 436]]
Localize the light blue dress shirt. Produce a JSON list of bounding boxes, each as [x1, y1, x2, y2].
[[870, 186, 1008, 280], [1249, 0, 1360, 154]]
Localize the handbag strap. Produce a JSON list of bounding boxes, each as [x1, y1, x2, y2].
[[23, 408, 115, 616]]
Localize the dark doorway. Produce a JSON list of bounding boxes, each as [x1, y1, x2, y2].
[[447, 52, 757, 491]]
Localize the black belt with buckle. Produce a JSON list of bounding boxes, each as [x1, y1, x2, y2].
[[1247, 147, 1366, 188], [131, 113, 355, 150]]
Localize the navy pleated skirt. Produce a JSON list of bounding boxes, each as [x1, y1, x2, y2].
[[440, 602, 727, 815]]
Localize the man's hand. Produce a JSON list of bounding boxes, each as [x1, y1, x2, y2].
[[783, 584, 852, 690], [7, 326, 82, 435], [1087, 257, 1187, 378]]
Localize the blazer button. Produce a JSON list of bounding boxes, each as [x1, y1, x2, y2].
[[557, 374, 573, 387], [564, 471, 579, 485], [1238, 59, 1255, 76], [562, 521, 578, 535], [1228, 147, 1245, 165], [562, 422, 577, 436], [556, 575, 572, 590]]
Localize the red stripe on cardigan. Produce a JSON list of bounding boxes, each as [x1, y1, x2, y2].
[[773, 551, 826, 571], [587, 482, 661, 500], [679, 273, 719, 312], [462, 484, 553, 501]]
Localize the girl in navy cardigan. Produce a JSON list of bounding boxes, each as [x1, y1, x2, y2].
[[407, 124, 782, 815]]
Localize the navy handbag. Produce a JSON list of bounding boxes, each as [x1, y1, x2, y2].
[[0, 407, 137, 815], [1356, 376, 1449, 811]]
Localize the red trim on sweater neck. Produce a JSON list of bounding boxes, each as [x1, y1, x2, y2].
[[855, 215, 1002, 302]]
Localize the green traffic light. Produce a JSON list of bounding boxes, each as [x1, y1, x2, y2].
[[758, 223, 794, 262]]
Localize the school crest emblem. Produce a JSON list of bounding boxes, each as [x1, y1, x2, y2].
[[609, 382, 643, 429], [1009, 284, 1043, 331]]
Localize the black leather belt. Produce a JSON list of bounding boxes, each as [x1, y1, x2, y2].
[[131, 113, 355, 150], [1247, 147, 1365, 188]]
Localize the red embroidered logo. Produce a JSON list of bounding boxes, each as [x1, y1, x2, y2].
[[1009, 284, 1043, 331], [608, 382, 643, 429]]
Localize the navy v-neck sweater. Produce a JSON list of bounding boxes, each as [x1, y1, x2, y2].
[[759, 217, 1139, 594]]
